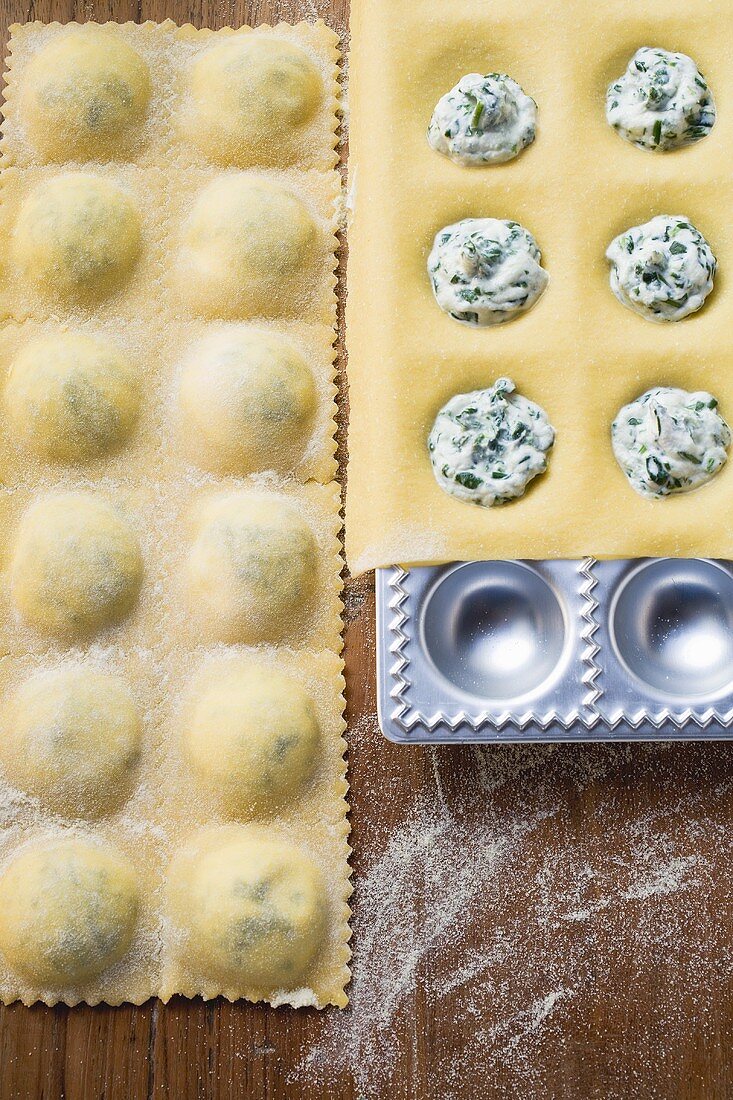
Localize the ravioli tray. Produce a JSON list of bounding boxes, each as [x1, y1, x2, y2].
[[376, 559, 733, 743]]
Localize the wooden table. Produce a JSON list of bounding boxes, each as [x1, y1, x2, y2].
[[2, 2, 733, 1097]]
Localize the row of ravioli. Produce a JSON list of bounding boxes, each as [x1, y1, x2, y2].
[[3, 21, 338, 169], [0, 321, 336, 484], [0, 824, 338, 1004], [0, 481, 340, 650], [0, 167, 337, 324]]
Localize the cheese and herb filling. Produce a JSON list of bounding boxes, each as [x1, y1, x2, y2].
[[428, 378, 555, 506], [606, 215, 716, 322], [606, 47, 716, 152], [612, 386, 730, 498], [427, 73, 536, 166], [428, 218, 548, 326]]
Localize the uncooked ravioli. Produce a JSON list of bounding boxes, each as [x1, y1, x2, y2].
[[184, 490, 318, 644], [19, 27, 151, 161], [0, 838, 139, 987], [4, 331, 140, 464], [166, 828, 326, 995], [0, 667, 141, 817], [9, 491, 143, 639], [176, 176, 317, 319], [13, 173, 142, 300], [183, 661, 320, 816], [181, 36, 323, 167], [177, 327, 316, 475]]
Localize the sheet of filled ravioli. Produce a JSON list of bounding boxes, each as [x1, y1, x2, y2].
[[347, 0, 733, 572], [0, 18, 349, 1010]]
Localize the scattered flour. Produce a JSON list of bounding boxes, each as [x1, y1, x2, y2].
[[288, 719, 733, 1099]]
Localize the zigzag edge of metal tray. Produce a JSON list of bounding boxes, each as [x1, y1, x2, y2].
[[376, 559, 733, 744]]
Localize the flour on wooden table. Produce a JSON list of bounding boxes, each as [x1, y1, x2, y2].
[[290, 719, 733, 1099]]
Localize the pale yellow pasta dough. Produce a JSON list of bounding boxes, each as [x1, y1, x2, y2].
[[10, 491, 143, 639], [167, 829, 326, 994], [4, 332, 140, 464], [185, 490, 318, 644], [18, 28, 151, 161], [347, 0, 733, 568], [178, 327, 317, 474], [0, 667, 141, 817], [13, 173, 142, 300], [181, 37, 323, 167], [183, 663, 320, 816], [0, 838, 139, 986], [176, 176, 317, 318]]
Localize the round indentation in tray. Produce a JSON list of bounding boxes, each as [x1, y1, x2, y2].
[[610, 559, 733, 700], [420, 561, 566, 700]]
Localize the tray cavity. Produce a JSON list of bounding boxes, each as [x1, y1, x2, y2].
[[610, 559, 733, 701], [420, 562, 567, 700]]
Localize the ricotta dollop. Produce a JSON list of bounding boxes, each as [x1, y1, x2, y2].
[[427, 73, 536, 166], [606, 47, 715, 152], [428, 378, 555, 506], [428, 218, 548, 326], [612, 386, 730, 498], [606, 215, 716, 322]]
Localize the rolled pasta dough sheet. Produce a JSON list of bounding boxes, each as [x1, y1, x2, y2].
[[346, 0, 733, 573]]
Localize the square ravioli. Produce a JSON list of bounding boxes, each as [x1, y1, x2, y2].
[[162, 478, 343, 653], [347, 0, 733, 572], [163, 168, 340, 325], [157, 319, 338, 484], [0, 164, 167, 324], [0, 482, 160, 656], [0, 18, 349, 1010], [0, 319, 162, 487]]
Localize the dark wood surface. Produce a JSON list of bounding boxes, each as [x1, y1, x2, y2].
[[2, 2, 733, 1098]]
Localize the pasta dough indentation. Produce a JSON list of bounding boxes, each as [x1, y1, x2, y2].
[[185, 491, 318, 644], [0, 838, 139, 986], [183, 663, 320, 815], [176, 177, 317, 318], [178, 327, 317, 474], [19, 28, 151, 161], [167, 829, 326, 994], [4, 332, 141, 464], [13, 173, 142, 300], [0, 667, 141, 817], [182, 37, 323, 167], [10, 491, 143, 639]]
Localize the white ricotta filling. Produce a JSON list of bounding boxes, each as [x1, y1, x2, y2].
[[612, 386, 730, 498], [606, 214, 716, 322], [606, 47, 715, 152], [428, 378, 555, 506], [428, 218, 548, 326], [427, 72, 537, 166]]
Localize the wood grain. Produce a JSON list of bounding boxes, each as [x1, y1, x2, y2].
[[2, 2, 733, 1098]]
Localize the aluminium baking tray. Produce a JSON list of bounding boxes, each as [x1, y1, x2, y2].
[[376, 559, 733, 743]]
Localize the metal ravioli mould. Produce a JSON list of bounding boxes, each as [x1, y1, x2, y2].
[[376, 559, 733, 744]]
